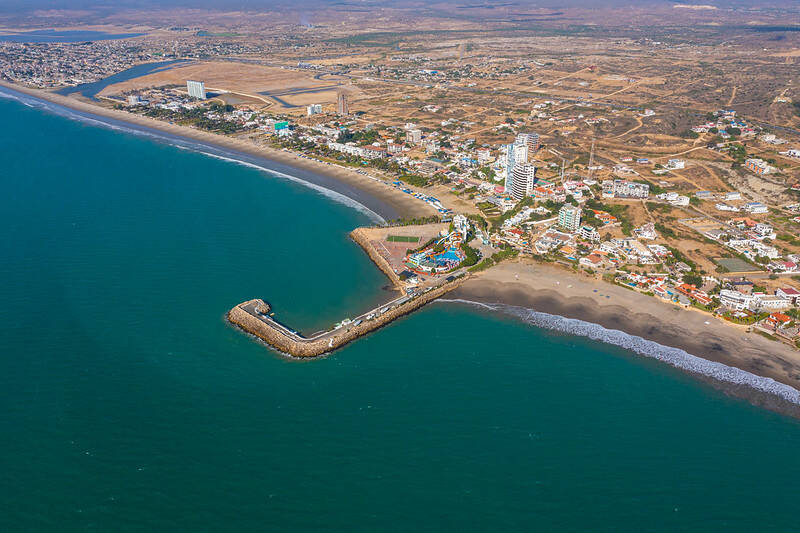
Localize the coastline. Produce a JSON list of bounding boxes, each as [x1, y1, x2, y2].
[[453, 260, 800, 418], [0, 79, 436, 222], [228, 227, 463, 356], [7, 79, 800, 417]]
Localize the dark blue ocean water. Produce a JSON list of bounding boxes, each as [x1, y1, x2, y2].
[[2, 94, 800, 532]]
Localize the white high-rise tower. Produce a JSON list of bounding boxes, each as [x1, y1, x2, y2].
[[187, 80, 206, 99], [510, 163, 536, 200]]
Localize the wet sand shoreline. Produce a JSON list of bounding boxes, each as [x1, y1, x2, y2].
[[0, 80, 435, 221], [7, 81, 800, 418], [454, 260, 800, 419]]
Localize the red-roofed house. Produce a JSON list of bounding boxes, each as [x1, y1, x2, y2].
[[676, 284, 713, 306], [776, 287, 800, 305], [579, 253, 606, 270], [765, 312, 792, 330]]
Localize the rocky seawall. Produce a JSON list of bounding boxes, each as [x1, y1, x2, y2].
[[228, 278, 463, 357], [350, 227, 403, 291], [228, 225, 465, 357]]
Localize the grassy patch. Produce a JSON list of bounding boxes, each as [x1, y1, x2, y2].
[[387, 235, 420, 243]]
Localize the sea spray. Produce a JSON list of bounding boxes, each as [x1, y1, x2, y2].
[[440, 298, 800, 406]]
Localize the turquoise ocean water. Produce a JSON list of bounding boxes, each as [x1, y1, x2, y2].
[[2, 93, 800, 531]]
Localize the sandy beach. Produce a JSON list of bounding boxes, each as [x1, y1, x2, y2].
[[0, 80, 435, 221], [7, 81, 800, 416], [455, 259, 800, 417]]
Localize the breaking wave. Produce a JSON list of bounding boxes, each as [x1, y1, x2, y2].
[[0, 85, 385, 224], [194, 150, 385, 223], [440, 298, 800, 406]]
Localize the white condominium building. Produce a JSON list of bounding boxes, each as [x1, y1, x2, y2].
[[187, 80, 206, 99], [558, 204, 582, 232], [510, 163, 536, 200]]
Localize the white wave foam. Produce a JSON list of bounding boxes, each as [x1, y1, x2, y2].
[[440, 298, 800, 406], [0, 88, 140, 133], [0, 86, 385, 223], [195, 150, 385, 223]]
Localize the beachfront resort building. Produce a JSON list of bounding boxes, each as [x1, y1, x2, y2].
[[558, 204, 582, 232], [453, 214, 470, 236], [510, 163, 536, 200], [187, 80, 206, 100]]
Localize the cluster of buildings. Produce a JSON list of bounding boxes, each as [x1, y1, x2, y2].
[[690, 109, 757, 139], [0, 40, 153, 88], [698, 218, 782, 262], [0, 38, 269, 89], [601, 179, 649, 199], [501, 132, 541, 200], [326, 141, 387, 160], [718, 285, 798, 312], [695, 190, 768, 214], [404, 215, 471, 275], [498, 198, 667, 273]]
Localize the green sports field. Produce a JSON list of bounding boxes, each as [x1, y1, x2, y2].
[[387, 235, 420, 243]]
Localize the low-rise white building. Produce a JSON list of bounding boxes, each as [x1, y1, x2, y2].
[[776, 287, 800, 305], [719, 289, 754, 311], [634, 223, 658, 240], [743, 202, 768, 214], [751, 293, 792, 312], [744, 158, 774, 175], [723, 191, 742, 201], [578, 225, 600, 242], [753, 223, 775, 239]]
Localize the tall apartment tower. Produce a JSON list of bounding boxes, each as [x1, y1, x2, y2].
[[515, 132, 540, 154], [186, 80, 206, 100], [503, 143, 517, 193], [510, 163, 536, 200], [512, 138, 529, 164], [337, 92, 349, 115]]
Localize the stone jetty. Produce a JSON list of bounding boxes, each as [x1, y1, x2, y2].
[[228, 228, 466, 357]]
